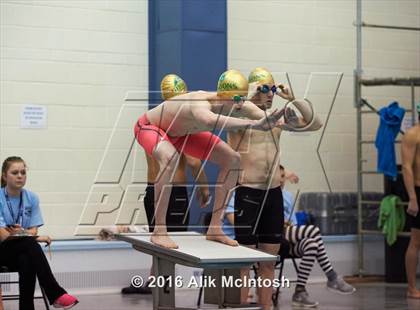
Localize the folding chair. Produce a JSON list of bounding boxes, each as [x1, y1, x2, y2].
[[0, 265, 50, 309], [271, 239, 299, 307]]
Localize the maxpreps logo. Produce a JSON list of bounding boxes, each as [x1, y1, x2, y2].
[[74, 72, 343, 236]]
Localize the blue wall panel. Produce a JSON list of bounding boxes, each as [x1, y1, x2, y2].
[[182, 30, 226, 91], [149, 0, 227, 230], [182, 0, 226, 31]]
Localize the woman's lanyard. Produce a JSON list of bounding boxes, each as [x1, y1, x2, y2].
[[4, 188, 24, 226]]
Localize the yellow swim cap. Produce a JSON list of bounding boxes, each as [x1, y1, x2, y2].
[[248, 67, 275, 85], [217, 69, 248, 99], [160, 74, 188, 100]]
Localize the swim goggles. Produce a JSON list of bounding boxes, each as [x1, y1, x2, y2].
[[258, 84, 278, 94]]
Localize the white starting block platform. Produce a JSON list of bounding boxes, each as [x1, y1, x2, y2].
[[117, 232, 277, 310]]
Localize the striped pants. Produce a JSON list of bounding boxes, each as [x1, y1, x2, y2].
[[285, 225, 333, 287]]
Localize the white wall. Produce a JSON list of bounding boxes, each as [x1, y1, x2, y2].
[[0, 0, 149, 238], [228, 0, 420, 193], [1, 0, 419, 238]]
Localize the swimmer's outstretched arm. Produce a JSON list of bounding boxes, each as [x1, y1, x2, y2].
[[289, 100, 323, 131], [191, 103, 283, 131]]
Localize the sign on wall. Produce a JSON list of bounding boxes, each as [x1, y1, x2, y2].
[[21, 105, 47, 129]]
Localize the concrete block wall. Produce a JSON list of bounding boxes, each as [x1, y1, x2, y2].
[[228, 0, 420, 193], [1, 0, 419, 238], [0, 0, 149, 238]]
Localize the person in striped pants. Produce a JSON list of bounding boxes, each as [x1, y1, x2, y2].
[[281, 166, 356, 308]]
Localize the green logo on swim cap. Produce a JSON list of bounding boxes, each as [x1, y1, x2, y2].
[[249, 73, 267, 83], [219, 81, 239, 91], [217, 69, 248, 98], [218, 73, 240, 92], [173, 77, 186, 92]]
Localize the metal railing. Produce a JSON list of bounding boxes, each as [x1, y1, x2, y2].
[[354, 0, 420, 277]]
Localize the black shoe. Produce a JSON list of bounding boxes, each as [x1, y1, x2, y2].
[[121, 283, 152, 295]]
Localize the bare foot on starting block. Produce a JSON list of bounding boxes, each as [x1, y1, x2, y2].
[[407, 288, 420, 299], [206, 228, 239, 246], [151, 233, 178, 249]]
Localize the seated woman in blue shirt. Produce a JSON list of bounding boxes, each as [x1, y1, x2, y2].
[[0, 156, 78, 310]]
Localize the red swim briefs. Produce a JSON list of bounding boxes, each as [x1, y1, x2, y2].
[[134, 114, 222, 160]]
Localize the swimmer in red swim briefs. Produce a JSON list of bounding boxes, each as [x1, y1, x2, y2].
[[134, 69, 285, 249]]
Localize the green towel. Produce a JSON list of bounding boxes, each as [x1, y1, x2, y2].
[[377, 195, 406, 245]]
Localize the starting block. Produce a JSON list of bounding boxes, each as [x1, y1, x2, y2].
[[117, 232, 277, 309]]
